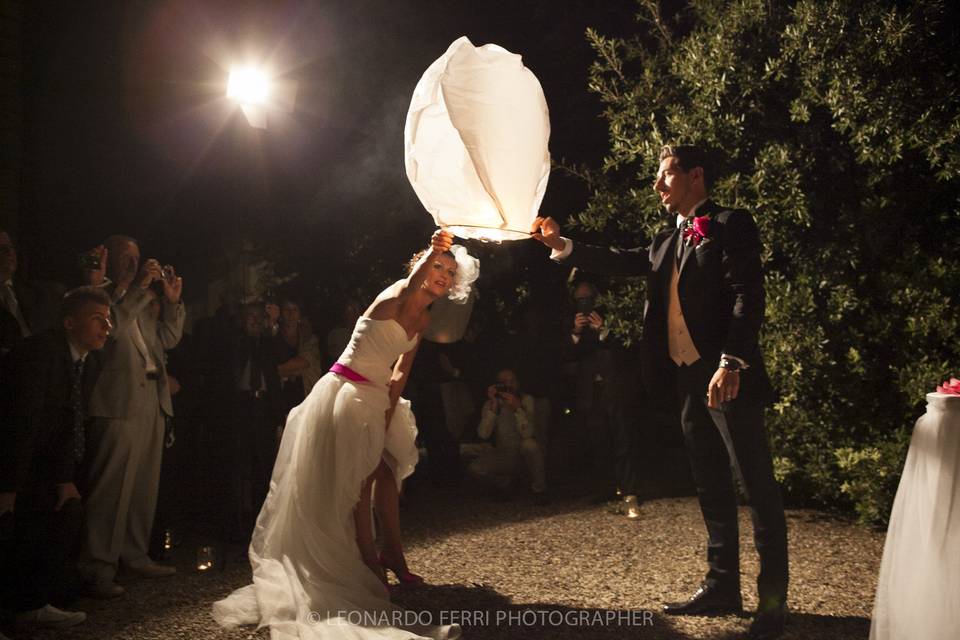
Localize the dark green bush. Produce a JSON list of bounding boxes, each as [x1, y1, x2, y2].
[[573, 0, 960, 525]]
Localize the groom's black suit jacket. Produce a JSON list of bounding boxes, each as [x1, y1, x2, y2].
[[565, 200, 775, 406]]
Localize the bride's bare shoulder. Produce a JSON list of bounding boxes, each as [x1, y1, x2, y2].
[[365, 299, 397, 321], [365, 281, 406, 321]]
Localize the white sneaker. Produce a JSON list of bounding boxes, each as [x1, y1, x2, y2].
[[14, 603, 87, 628]]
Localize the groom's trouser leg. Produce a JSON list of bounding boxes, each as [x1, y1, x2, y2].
[[677, 361, 788, 606], [677, 362, 741, 593], [718, 400, 789, 609]]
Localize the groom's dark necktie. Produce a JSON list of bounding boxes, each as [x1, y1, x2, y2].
[[70, 358, 85, 461], [676, 219, 689, 267]]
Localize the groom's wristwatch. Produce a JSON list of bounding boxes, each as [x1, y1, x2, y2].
[[719, 357, 742, 372]]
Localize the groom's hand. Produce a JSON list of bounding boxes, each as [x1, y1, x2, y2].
[[530, 217, 565, 252], [707, 367, 740, 409]]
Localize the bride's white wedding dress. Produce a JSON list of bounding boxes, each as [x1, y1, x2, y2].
[[213, 316, 461, 640]]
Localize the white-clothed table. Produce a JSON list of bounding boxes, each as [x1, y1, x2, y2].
[[870, 393, 960, 640]]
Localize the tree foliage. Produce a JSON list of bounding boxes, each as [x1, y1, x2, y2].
[[575, 0, 960, 524]]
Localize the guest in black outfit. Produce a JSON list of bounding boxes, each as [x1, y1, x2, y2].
[[564, 281, 619, 498], [408, 338, 462, 486], [226, 303, 283, 539], [511, 300, 562, 468], [563, 281, 644, 511], [148, 296, 202, 560], [0, 286, 111, 629], [267, 298, 322, 415], [0, 228, 62, 358]]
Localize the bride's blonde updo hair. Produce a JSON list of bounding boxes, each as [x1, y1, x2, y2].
[[406, 244, 480, 304]]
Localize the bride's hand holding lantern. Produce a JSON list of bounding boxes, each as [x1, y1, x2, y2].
[[431, 229, 454, 254]]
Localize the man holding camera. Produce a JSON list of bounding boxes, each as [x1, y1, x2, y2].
[[567, 281, 642, 515], [467, 369, 547, 503], [568, 282, 614, 491], [78, 235, 185, 598]]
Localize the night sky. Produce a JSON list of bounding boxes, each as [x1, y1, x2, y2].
[[16, 0, 637, 315]]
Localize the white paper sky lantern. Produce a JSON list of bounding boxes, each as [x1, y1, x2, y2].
[[405, 36, 551, 242]]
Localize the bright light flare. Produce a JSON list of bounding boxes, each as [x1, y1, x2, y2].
[[227, 67, 271, 105]]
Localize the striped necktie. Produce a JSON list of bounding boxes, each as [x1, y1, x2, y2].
[[70, 358, 85, 461]]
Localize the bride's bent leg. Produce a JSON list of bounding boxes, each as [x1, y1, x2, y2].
[[354, 470, 386, 584], [374, 460, 422, 583], [373, 460, 402, 555]]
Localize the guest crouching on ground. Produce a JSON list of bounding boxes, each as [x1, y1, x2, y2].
[[467, 368, 548, 504], [0, 286, 111, 629]]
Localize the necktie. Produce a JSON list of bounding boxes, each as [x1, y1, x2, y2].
[[675, 225, 687, 267], [70, 358, 85, 461], [1, 284, 30, 337]]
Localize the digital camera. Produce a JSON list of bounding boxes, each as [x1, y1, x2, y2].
[[575, 296, 595, 315]]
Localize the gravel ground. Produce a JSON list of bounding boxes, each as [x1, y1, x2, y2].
[[11, 482, 884, 640]]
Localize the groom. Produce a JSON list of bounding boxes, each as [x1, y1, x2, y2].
[[532, 145, 788, 639]]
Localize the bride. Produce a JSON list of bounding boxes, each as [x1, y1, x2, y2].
[[213, 229, 477, 640]]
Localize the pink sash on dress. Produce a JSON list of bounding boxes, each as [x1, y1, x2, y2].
[[329, 362, 369, 383]]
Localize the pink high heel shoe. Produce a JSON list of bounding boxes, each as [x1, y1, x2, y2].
[[378, 551, 425, 586], [364, 557, 392, 593]]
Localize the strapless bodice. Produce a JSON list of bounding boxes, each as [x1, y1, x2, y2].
[[336, 316, 418, 387]]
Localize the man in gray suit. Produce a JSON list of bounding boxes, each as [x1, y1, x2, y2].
[[78, 235, 185, 598]]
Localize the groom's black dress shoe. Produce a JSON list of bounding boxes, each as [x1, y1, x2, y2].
[[662, 584, 743, 616], [748, 603, 786, 639]]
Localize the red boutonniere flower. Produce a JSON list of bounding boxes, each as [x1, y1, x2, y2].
[[937, 377, 960, 395], [682, 215, 711, 247]]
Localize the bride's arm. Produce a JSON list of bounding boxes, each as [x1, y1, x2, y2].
[[385, 339, 421, 430]]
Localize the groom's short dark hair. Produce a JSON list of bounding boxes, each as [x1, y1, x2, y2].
[[660, 145, 714, 190]]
